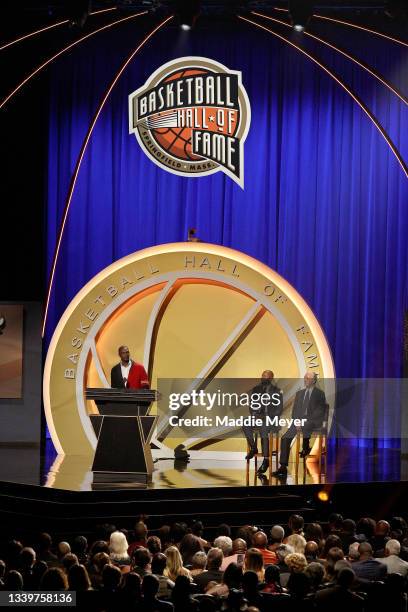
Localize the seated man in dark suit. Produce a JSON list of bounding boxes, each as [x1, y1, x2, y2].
[[111, 345, 149, 389], [194, 548, 224, 592], [351, 542, 387, 581], [243, 370, 283, 475], [139, 574, 174, 611], [273, 370, 326, 478], [314, 567, 364, 611]]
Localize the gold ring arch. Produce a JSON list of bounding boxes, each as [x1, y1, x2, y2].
[[43, 242, 335, 457]]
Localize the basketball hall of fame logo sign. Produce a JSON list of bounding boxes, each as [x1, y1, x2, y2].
[[128, 57, 251, 188], [43, 243, 335, 459]]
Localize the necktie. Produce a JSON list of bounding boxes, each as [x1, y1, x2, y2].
[[303, 389, 310, 416], [263, 383, 270, 415]]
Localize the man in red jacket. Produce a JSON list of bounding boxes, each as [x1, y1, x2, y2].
[[110, 345, 149, 389]]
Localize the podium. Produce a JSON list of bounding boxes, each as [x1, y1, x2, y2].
[[86, 388, 158, 482]]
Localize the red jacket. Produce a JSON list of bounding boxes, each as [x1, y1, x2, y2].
[[127, 362, 149, 389]]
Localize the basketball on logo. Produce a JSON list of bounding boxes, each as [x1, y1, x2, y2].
[[129, 57, 250, 188], [152, 69, 206, 162], [151, 68, 239, 162]]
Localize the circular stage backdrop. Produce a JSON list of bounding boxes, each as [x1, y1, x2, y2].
[[43, 242, 335, 455]]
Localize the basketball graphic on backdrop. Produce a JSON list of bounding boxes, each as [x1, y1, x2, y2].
[[150, 68, 239, 162]]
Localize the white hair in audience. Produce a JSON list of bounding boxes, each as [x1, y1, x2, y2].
[[270, 525, 285, 542], [286, 534, 306, 554], [213, 536, 233, 556], [348, 542, 360, 560], [276, 544, 294, 562], [191, 551, 207, 568], [385, 539, 401, 555], [109, 531, 129, 558]]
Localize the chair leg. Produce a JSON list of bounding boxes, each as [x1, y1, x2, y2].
[[255, 432, 259, 470], [318, 434, 323, 474], [322, 434, 327, 476], [295, 432, 300, 476]]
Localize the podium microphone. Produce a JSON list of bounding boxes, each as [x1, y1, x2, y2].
[[154, 443, 190, 464], [174, 444, 190, 462]]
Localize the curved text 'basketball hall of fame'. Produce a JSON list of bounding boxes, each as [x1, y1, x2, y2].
[[128, 57, 251, 188]]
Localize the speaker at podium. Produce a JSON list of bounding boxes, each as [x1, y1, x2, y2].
[[86, 388, 158, 483]]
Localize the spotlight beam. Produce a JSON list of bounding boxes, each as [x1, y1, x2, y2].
[[238, 15, 408, 179], [0, 11, 148, 110], [252, 12, 408, 106], [270, 6, 408, 48], [0, 7, 117, 52], [42, 15, 174, 337]]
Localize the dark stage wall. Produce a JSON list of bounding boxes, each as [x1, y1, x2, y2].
[[45, 15, 408, 385], [0, 302, 42, 447]]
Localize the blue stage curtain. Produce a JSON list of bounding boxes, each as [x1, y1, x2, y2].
[[46, 17, 408, 404]]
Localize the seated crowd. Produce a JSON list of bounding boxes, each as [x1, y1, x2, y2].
[[0, 513, 407, 611]]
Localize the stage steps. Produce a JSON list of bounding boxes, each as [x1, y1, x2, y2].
[[1, 479, 408, 542], [0, 481, 315, 538]]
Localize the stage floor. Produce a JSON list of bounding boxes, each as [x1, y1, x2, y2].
[[0, 442, 405, 492]]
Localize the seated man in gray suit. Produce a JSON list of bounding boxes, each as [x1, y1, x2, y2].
[[376, 539, 408, 576], [273, 370, 326, 478]]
